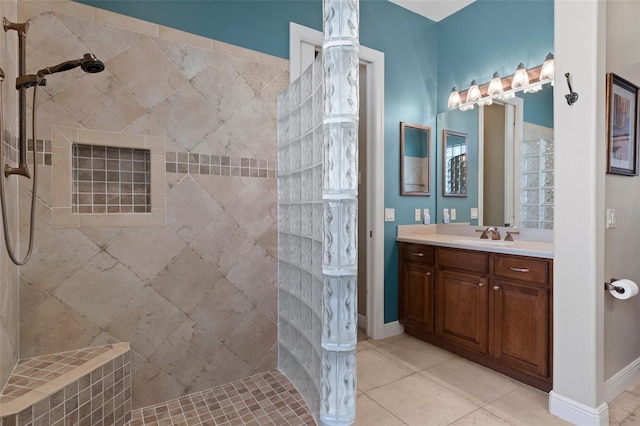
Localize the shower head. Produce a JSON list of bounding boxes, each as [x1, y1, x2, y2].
[[37, 53, 104, 78]]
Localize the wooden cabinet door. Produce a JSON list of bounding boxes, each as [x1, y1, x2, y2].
[[401, 262, 435, 333], [436, 269, 488, 353], [491, 280, 549, 378]]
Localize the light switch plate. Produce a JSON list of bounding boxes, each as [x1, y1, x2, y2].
[[384, 208, 395, 222], [606, 209, 616, 229], [471, 208, 478, 219], [451, 209, 457, 220], [414, 209, 421, 222]]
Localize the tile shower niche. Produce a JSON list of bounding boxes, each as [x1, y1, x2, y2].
[[72, 144, 151, 214], [51, 128, 166, 228]]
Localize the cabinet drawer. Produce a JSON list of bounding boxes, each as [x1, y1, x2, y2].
[[494, 255, 549, 285], [402, 243, 435, 264], [437, 247, 489, 274]]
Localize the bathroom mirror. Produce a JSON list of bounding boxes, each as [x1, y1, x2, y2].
[[442, 130, 468, 197], [400, 122, 431, 196], [436, 86, 554, 228]]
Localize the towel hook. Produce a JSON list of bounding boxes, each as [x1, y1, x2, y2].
[[565, 72, 579, 106]]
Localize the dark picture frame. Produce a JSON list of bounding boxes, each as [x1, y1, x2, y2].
[[607, 73, 640, 176]]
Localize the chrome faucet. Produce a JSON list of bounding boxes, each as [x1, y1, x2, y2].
[[474, 226, 501, 240], [485, 227, 501, 240]]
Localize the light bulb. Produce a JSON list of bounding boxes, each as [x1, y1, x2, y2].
[[540, 52, 554, 81], [487, 72, 504, 96], [511, 63, 530, 90], [448, 86, 462, 109], [466, 80, 481, 103]]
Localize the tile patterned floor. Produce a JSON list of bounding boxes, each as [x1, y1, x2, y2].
[[131, 331, 640, 425], [128, 369, 314, 426], [0, 345, 114, 403]]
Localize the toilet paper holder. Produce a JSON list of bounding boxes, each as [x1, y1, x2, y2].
[[605, 278, 626, 294]]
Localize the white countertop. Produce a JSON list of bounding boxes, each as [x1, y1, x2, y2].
[[396, 224, 554, 259]]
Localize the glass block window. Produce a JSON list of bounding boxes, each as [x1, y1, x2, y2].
[[72, 144, 151, 214]]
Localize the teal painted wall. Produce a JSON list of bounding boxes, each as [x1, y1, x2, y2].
[[73, 0, 439, 324], [76, 0, 322, 59]]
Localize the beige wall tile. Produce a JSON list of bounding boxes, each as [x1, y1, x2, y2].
[[258, 52, 289, 71], [93, 7, 158, 37], [190, 276, 253, 343], [165, 175, 222, 243], [105, 227, 186, 281], [130, 351, 186, 409], [226, 244, 276, 306], [105, 286, 187, 358], [158, 25, 212, 51], [53, 251, 146, 328], [192, 175, 250, 208], [187, 345, 253, 392], [19, 278, 101, 358], [226, 308, 277, 368], [154, 38, 219, 81], [224, 179, 276, 239], [108, 38, 186, 110], [149, 247, 220, 315], [21, 0, 94, 21], [212, 40, 260, 62]]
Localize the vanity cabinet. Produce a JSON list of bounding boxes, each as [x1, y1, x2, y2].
[[399, 243, 435, 333], [398, 243, 553, 391]]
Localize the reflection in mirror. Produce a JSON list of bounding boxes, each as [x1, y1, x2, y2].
[[436, 86, 554, 228], [401, 122, 431, 196], [443, 130, 468, 197]]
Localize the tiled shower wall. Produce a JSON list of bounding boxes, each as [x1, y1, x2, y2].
[[16, 0, 287, 408], [0, 0, 21, 392]]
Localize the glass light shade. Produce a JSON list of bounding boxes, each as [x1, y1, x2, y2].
[[466, 80, 481, 103], [540, 53, 554, 81], [460, 103, 474, 112], [477, 96, 493, 106], [487, 72, 504, 96], [448, 87, 462, 109], [524, 81, 543, 93], [511, 63, 529, 89]]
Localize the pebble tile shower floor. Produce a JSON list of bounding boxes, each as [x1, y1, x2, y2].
[[128, 370, 314, 426]]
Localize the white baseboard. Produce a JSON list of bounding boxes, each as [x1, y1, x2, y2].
[[604, 356, 640, 402], [549, 391, 609, 426], [382, 321, 404, 339], [357, 314, 366, 330]]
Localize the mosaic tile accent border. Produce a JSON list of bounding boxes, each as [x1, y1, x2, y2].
[[129, 369, 314, 426], [0, 344, 132, 426], [165, 152, 277, 179]]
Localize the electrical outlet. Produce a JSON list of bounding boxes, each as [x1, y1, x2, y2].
[[414, 209, 421, 222], [470, 208, 478, 219], [384, 208, 395, 222], [451, 209, 456, 221]]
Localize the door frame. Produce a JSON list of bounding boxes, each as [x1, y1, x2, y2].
[[290, 23, 386, 340]]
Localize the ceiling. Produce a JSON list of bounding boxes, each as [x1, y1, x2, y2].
[[388, 0, 476, 22]]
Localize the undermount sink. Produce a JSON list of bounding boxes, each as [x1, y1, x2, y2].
[[454, 239, 515, 246]]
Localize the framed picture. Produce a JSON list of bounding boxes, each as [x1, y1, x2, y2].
[[607, 73, 640, 176]]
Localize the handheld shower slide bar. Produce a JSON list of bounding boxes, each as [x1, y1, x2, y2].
[[0, 17, 104, 265]]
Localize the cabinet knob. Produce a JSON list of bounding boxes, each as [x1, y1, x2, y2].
[[412, 252, 424, 257], [426, 272, 432, 276], [493, 285, 500, 290], [508, 267, 530, 273], [478, 283, 485, 287]]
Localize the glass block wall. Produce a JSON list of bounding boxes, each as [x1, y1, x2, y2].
[[277, 1, 359, 424], [520, 123, 554, 229]]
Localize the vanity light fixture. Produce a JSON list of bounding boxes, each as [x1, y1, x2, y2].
[[511, 63, 530, 89], [466, 80, 481, 103], [540, 52, 555, 83], [452, 53, 554, 111], [447, 86, 462, 109]]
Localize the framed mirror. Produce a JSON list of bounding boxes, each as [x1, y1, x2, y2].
[[443, 130, 468, 197], [400, 122, 431, 196]]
